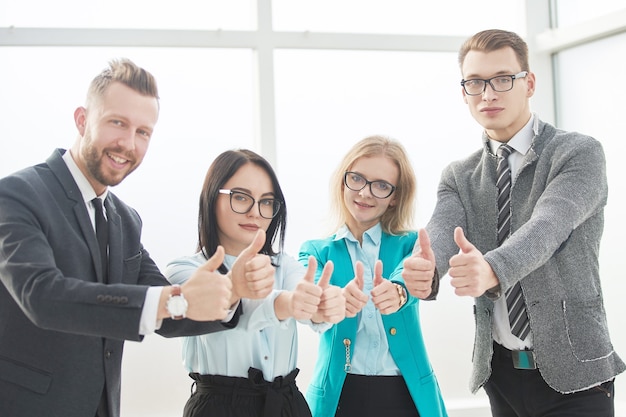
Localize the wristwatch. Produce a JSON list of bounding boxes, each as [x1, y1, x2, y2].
[[166, 284, 188, 320], [394, 283, 407, 308]]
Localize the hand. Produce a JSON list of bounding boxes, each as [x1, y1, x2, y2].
[[178, 246, 233, 321], [402, 228, 435, 299], [449, 227, 499, 297], [288, 257, 325, 321], [312, 260, 345, 324], [370, 260, 400, 315], [343, 261, 368, 318], [230, 229, 275, 301]]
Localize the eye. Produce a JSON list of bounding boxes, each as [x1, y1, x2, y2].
[[350, 173, 365, 184], [232, 192, 251, 203], [493, 76, 512, 86], [259, 199, 275, 207], [464, 79, 482, 88], [373, 181, 391, 191]]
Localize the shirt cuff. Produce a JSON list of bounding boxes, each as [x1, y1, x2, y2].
[[140, 286, 163, 335]]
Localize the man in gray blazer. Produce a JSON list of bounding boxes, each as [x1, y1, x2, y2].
[[0, 59, 273, 417], [404, 29, 624, 416]]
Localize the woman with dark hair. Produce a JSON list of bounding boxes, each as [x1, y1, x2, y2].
[[166, 149, 345, 417]]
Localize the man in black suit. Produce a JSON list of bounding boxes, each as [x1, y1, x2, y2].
[[0, 58, 274, 417]]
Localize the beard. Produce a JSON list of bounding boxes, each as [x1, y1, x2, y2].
[[82, 132, 138, 187]]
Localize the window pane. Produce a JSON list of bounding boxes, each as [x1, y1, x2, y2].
[[0, 46, 255, 267], [555, 0, 626, 27], [273, 0, 526, 36], [0, 0, 254, 30]]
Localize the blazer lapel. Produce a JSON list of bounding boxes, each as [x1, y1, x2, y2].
[[47, 149, 104, 283]]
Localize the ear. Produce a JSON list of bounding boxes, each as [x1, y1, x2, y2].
[[462, 88, 469, 104], [526, 71, 536, 98], [74, 107, 87, 135]]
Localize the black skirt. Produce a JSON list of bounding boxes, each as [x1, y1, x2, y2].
[[183, 367, 312, 417]]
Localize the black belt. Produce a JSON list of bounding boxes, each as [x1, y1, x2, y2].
[[493, 342, 537, 370]]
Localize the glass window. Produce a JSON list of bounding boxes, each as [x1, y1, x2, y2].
[[0, 46, 255, 266], [554, 0, 626, 27], [0, 0, 254, 30], [273, 0, 526, 36]]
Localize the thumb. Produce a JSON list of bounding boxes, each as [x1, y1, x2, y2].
[[317, 260, 334, 289], [302, 256, 317, 284], [354, 261, 365, 290], [373, 260, 384, 287], [239, 229, 266, 261], [454, 226, 474, 254], [417, 228, 435, 262], [200, 245, 225, 272]]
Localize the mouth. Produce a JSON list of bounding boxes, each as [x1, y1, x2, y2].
[[240, 223, 260, 231], [106, 151, 131, 167], [480, 107, 503, 115], [354, 200, 373, 209]]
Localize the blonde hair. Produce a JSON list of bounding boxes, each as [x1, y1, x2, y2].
[[329, 135, 416, 235], [86, 58, 159, 109]]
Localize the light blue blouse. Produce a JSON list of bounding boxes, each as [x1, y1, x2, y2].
[[166, 251, 326, 382], [334, 223, 401, 376]]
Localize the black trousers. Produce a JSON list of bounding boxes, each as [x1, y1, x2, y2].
[[183, 367, 311, 417], [485, 342, 615, 417], [335, 374, 419, 417]]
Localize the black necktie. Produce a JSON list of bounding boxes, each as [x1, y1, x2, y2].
[[92, 198, 108, 281], [496, 144, 530, 340]]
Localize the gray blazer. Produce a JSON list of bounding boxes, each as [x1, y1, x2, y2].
[[0, 149, 240, 417], [426, 119, 624, 394]]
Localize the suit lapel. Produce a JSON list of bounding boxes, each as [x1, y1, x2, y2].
[[47, 149, 106, 283]]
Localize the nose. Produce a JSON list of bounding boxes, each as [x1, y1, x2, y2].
[[482, 83, 497, 101], [358, 184, 373, 198], [116, 129, 137, 151], [246, 202, 262, 218]]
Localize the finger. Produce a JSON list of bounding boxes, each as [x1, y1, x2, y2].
[[239, 229, 266, 261], [303, 256, 317, 284], [317, 260, 334, 289], [373, 260, 384, 287], [417, 228, 435, 262], [354, 261, 364, 290], [454, 226, 474, 254], [200, 246, 225, 272]]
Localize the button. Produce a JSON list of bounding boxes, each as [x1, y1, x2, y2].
[[390, 328, 397, 336]]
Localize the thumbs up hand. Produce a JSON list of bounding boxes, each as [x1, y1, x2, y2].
[[311, 260, 345, 324], [343, 261, 369, 318], [403, 228, 435, 299], [370, 260, 401, 315], [175, 246, 233, 321], [449, 227, 499, 297], [287, 257, 325, 321], [229, 229, 275, 302]]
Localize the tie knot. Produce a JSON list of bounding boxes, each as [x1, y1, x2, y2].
[[497, 144, 513, 159], [92, 197, 104, 212]]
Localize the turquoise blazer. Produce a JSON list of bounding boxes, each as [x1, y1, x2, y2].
[[299, 231, 447, 417]]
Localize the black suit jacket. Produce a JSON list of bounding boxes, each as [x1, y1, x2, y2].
[[0, 149, 239, 417]]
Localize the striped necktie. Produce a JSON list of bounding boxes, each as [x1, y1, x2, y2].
[[497, 144, 530, 340]]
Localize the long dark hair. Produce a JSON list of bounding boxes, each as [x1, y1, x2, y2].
[[197, 149, 287, 274]]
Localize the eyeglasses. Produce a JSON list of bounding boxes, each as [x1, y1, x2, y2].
[[218, 189, 282, 219], [344, 172, 396, 199], [460, 71, 528, 96]]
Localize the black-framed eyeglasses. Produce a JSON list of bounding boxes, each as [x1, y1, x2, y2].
[[460, 71, 528, 96], [218, 189, 282, 219], [344, 172, 396, 199]]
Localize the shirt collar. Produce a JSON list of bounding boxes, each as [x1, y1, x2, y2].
[[488, 112, 537, 156], [62, 149, 108, 204], [334, 223, 382, 245]]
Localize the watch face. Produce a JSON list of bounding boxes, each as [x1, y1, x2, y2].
[[167, 295, 188, 316]]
